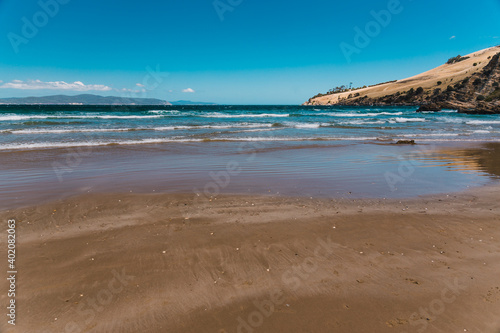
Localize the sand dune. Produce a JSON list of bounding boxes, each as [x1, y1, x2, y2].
[[307, 46, 500, 105]]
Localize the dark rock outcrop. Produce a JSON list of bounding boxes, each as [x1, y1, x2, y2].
[[458, 102, 500, 115], [396, 140, 416, 145], [416, 103, 442, 112]]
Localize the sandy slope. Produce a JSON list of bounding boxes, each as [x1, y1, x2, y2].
[[307, 46, 500, 105], [1, 187, 500, 332]]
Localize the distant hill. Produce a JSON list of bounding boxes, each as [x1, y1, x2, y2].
[[170, 100, 218, 105], [305, 46, 500, 114], [0, 94, 218, 106], [0, 94, 171, 105]]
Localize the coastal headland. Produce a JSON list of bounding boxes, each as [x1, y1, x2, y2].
[[305, 46, 500, 114]]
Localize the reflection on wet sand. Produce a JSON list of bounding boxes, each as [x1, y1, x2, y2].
[[0, 141, 499, 209], [424, 143, 500, 178]]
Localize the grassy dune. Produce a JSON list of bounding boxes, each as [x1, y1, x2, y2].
[[306, 46, 500, 106]]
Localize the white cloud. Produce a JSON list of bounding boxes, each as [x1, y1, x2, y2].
[[182, 88, 195, 93], [449, 36, 456, 40], [136, 83, 145, 87], [0, 79, 112, 91]]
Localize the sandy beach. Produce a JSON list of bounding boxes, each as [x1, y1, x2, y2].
[[1, 183, 500, 332], [1, 113, 499, 333], [2, 0, 500, 331]]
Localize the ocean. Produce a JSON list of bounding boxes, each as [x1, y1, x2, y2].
[[1, 105, 499, 208], [0, 105, 500, 150]]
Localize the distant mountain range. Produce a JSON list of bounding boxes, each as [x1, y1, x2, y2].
[[169, 100, 217, 105], [0, 94, 217, 106]]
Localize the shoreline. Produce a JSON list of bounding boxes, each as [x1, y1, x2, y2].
[[3, 136, 500, 153], [1, 184, 500, 332]]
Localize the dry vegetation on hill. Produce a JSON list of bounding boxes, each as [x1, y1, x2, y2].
[[305, 46, 500, 114]]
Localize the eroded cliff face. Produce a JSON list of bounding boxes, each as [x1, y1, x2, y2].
[[439, 52, 500, 114]]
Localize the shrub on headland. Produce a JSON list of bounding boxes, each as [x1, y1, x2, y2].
[[446, 55, 470, 64], [485, 89, 500, 102]]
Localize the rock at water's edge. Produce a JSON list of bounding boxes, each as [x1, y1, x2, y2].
[[396, 140, 416, 145], [416, 104, 442, 112]]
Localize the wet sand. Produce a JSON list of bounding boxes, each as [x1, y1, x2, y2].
[[1, 185, 500, 332], [1, 141, 500, 210]]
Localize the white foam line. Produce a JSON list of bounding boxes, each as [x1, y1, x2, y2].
[[389, 117, 427, 123], [0, 136, 381, 150], [338, 120, 386, 125], [0, 115, 164, 121], [416, 138, 500, 142], [224, 137, 380, 141], [237, 128, 279, 133], [0, 138, 204, 150], [154, 123, 273, 130], [316, 113, 368, 117], [291, 123, 321, 129], [0, 115, 52, 121], [200, 113, 290, 118], [365, 112, 404, 116], [148, 110, 180, 114], [4, 135, 500, 151], [5, 123, 275, 134], [10, 128, 136, 134], [399, 133, 461, 137], [466, 120, 500, 125]]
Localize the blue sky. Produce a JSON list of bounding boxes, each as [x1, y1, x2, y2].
[[0, 0, 499, 104]]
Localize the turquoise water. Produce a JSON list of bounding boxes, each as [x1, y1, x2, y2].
[[0, 105, 500, 150]]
